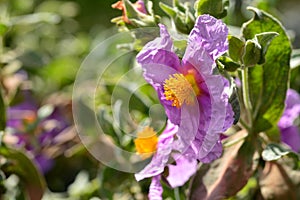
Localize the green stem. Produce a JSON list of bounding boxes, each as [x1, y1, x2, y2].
[[241, 67, 253, 128], [223, 133, 248, 148], [239, 119, 250, 132], [174, 187, 181, 200]]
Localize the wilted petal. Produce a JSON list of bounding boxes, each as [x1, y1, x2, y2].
[[166, 154, 197, 188], [135, 121, 178, 181], [148, 175, 163, 200]]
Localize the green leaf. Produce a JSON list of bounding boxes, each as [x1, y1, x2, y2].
[[159, 2, 195, 34], [194, 0, 229, 19], [0, 23, 8, 36], [242, 39, 261, 67], [262, 143, 300, 169], [159, 2, 176, 18], [173, 39, 188, 58], [242, 7, 291, 133], [255, 32, 279, 64], [0, 88, 5, 131], [218, 56, 241, 72], [0, 147, 46, 199], [228, 35, 245, 62], [123, 0, 139, 19]]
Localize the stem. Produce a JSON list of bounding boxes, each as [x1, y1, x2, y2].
[[241, 67, 253, 128], [174, 187, 181, 200], [223, 133, 248, 148], [239, 119, 250, 132]]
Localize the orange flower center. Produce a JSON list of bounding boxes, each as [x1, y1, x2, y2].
[[163, 73, 200, 108], [134, 126, 158, 158], [23, 112, 37, 124]]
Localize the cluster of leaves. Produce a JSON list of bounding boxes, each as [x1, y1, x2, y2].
[[0, 0, 136, 199]]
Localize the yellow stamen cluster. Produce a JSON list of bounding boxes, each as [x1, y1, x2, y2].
[[163, 73, 198, 108], [134, 126, 158, 158]]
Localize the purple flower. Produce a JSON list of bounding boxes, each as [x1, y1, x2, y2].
[[135, 121, 178, 181], [135, 121, 197, 200], [278, 89, 300, 152], [6, 91, 70, 173], [136, 14, 234, 163]]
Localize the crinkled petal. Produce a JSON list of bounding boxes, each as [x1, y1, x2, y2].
[[182, 40, 214, 75], [135, 121, 178, 181], [179, 15, 232, 162], [174, 73, 231, 162], [196, 74, 228, 161], [148, 175, 163, 200], [166, 155, 197, 188], [137, 24, 180, 70], [187, 14, 228, 60]]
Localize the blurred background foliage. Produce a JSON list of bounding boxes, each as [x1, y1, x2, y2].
[[0, 0, 299, 199]]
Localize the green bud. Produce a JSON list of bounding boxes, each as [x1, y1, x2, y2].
[[228, 35, 245, 63], [243, 39, 261, 67], [194, 0, 229, 19]]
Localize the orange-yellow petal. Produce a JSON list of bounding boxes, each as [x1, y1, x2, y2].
[[134, 127, 158, 158]]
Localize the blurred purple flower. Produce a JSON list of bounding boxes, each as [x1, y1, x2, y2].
[[136, 14, 234, 163], [278, 89, 300, 152], [6, 91, 70, 173]]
